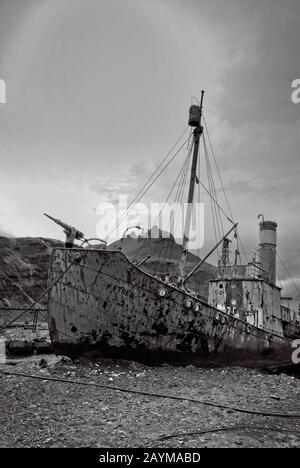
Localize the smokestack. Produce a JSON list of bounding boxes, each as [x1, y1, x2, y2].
[[258, 220, 277, 285]]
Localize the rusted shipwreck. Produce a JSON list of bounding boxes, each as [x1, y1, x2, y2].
[[46, 93, 298, 366]]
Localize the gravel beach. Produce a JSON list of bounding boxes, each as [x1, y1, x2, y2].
[[1, 333, 299, 448]]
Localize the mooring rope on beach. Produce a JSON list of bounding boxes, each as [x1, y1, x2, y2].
[[1, 369, 300, 419], [141, 424, 300, 446]]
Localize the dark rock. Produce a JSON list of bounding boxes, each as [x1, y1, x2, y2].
[[38, 358, 48, 368], [6, 340, 34, 356], [34, 341, 53, 354]]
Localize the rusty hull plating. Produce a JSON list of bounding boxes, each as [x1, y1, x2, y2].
[[48, 248, 292, 366]]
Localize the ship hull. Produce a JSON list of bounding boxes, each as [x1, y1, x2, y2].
[[47, 248, 293, 367]]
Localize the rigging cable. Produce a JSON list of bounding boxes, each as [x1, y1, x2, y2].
[[203, 115, 250, 265], [152, 142, 193, 239], [157, 142, 193, 274], [166, 139, 195, 270], [159, 144, 193, 273], [277, 251, 300, 297], [103, 127, 190, 243], [236, 233, 249, 265], [203, 134, 223, 257], [133, 145, 192, 268], [197, 178, 234, 225], [203, 133, 224, 238], [203, 115, 234, 221]]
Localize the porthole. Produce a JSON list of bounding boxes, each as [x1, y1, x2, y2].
[[158, 288, 166, 297], [214, 311, 221, 322]]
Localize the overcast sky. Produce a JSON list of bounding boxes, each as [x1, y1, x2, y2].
[[0, 0, 299, 294]]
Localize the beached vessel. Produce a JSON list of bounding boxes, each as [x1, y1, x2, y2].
[[46, 93, 298, 366]]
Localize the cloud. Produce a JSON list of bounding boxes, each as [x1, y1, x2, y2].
[[0, 0, 300, 290], [0, 225, 12, 237]]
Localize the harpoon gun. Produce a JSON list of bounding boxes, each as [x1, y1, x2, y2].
[[44, 213, 85, 248]]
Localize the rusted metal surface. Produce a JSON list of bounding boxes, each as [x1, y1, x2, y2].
[[47, 248, 292, 365], [209, 279, 283, 335]]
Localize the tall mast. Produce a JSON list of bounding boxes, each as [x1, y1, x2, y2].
[[179, 91, 204, 282]]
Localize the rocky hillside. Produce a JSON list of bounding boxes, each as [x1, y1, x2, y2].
[[0, 231, 216, 310], [0, 236, 63, 309], [110, 229, 216, 298]]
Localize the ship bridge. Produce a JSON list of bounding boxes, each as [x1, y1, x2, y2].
[[214, 263, 270, 282], [208, 221, 284, 337]]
